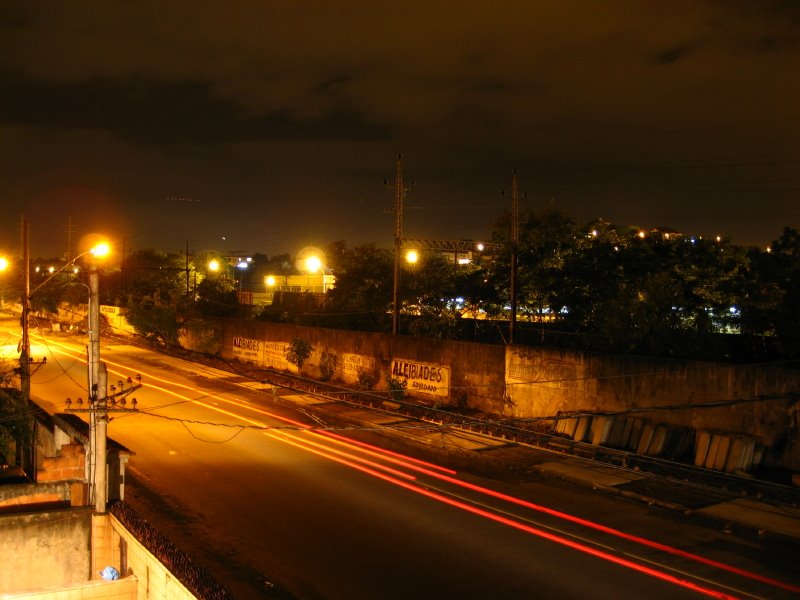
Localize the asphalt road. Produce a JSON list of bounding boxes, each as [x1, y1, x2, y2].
[[4, 322, 799, 599]]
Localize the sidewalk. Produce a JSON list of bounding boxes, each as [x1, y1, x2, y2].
[[343, 404, 800, 545], [534, 457, 800, 544]]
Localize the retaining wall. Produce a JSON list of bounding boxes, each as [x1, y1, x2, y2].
[[179, 318, 800, 470]]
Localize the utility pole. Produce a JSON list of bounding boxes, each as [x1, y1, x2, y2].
[[70, 258, 140, 512], [393, 155, 404, 335], [509, 171, 520, 345], [65, 216, 74, 263], [95, 362, 108, 512], [386, 155, 412, 335], [185, 239, 191, 296], [87, 262, 100, 508], [20, 216, 30, 402]]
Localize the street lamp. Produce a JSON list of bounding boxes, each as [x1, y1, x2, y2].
[[82, 239, 112, 514], [0, 257, 8, 309], [304, 255, 322, 273], [235, 259, 250, 292]]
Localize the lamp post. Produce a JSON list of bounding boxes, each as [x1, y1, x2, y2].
[[84, 241, 111, 513], [19, 227, 112, 509], [235, 259, 250, 292], [44, 239, 112, 512], [0, 256, 8, 309]]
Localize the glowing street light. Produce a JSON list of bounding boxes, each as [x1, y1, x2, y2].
[[0, 256, 9, 309], [90, 242, 111, 258], [304, 255, 322, 274], [405, 249, 419, 264]]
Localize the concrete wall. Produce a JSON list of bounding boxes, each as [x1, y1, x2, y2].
[[180, 318, 506, 410], [0, 511, 194, 600], [0, 508, 93, 592], [1, 576, 138, 600], [179, 318, 800, 470], [96, 513, 198, 600], [506, 346, 800, 449], [0, 480, 85, 510]]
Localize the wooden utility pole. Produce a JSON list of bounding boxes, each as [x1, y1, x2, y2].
[[20, 216, 30, 402], [65, 215, 74, 262], [392, 155, 404, 335], [385, 155, 412, 335], [509, 171, 519, 345]]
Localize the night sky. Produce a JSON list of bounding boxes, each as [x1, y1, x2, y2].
[[1, 1, 798, 261]]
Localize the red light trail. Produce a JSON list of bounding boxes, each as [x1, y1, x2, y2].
[[31, 336, 800, 598]]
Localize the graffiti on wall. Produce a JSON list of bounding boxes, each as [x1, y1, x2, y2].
[[391, 358, 450, 398], [507, 357, 582, 391], [342, 353, 376, 382], [263, 341, 289, 370], [232, 337, 289, 370], [232, 336, 262, 363]]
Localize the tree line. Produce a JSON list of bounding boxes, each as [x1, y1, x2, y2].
[[16, 210, 800, 362]]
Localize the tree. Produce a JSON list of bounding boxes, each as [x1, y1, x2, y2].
[[0, 363, 32, 470], [744, 227, 800, 356], [285, 337, 313, 369], [487, 207, 580, 320], [325, 243, 393, 331], [195, 274, 238, 318], [120, 249, 191, 344]]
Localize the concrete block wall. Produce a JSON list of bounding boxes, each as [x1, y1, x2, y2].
[[37, 443, 85, 483], [694, 431, 760, 474], [554, 415, 763, 473]]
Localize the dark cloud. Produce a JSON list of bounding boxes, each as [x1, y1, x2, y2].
[[0, 1, 798, 258], [0, 72, 388, 145]]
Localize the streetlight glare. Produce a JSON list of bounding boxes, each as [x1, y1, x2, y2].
[[265, 275, 276, 287], [305, 255, 322, 273], [0, 257, 8, 272], [208, 259, 220, 272], [405, 249, 419, 264], [90, 242, 111, 258]]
